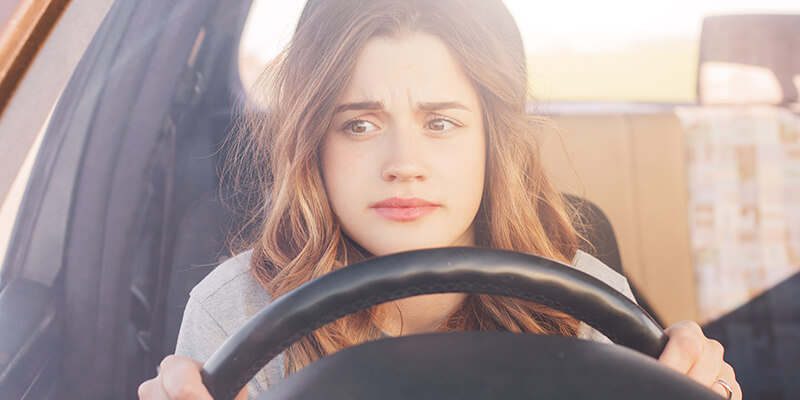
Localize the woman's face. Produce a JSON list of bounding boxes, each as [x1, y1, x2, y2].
[[321, 32, 486, 257]]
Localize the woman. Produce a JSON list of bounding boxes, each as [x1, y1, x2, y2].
[[138, 0, 740, 398]]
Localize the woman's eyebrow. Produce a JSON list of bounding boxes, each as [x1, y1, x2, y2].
[[333, 100, 471, 114], [417, 101, 470, 112], [334, 101, 384, 114]]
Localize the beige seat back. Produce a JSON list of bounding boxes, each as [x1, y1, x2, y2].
[[540, 113, 698, 325]]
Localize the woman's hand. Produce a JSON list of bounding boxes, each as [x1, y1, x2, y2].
[[138, 355, 248, 400], [659, 321, 741, 399]]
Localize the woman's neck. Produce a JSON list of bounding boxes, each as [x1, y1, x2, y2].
[[379, 293, 468, 336]]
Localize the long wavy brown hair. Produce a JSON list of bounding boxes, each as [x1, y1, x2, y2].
[[226, 0, 583, 374]]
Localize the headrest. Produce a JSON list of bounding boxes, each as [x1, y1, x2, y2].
[[698, 15, 800, 107]]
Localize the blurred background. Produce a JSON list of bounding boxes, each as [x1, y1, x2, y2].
[[237, 0, 800, 103]]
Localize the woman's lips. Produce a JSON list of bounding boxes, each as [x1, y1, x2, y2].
[[371, 197, 440, 221]]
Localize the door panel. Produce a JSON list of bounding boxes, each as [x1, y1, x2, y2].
[[0, 278, 61, 399]]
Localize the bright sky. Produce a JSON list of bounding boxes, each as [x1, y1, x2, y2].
[[241, 0, 799, 61], [504, 0, 800, 53], [239, 0, 800, 102]]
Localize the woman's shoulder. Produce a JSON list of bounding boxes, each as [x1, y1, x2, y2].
[[177, 250, 283, 395], [188, 249, 272, 327], [570, 249, 637, 342], [570, 249, 636, 302]]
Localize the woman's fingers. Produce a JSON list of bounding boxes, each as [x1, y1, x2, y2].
[[659, 321, 741, 400], [659, 321, 705, 375], [685, 338, 724, 386], [710, 363, 741, 400], [234, 386, 249, 400], [137, 378, 169, 400], [159, 355, 213, 400], [138, 355, 219, 400]]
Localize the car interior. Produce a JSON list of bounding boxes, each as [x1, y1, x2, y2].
[[0, 0, 798, 399]]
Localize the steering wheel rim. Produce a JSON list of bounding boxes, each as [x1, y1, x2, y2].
[[201, 247, 668, 400]]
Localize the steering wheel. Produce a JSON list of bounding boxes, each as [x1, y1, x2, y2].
[[200, 247, 722, 400]]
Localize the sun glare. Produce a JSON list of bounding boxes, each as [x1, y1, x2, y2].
[[239, 0, 800, 102]]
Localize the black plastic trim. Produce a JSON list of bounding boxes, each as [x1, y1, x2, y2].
[[0, 278, 61, 399]]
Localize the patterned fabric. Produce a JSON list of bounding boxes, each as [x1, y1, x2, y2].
[[677, 106, 800, 322]]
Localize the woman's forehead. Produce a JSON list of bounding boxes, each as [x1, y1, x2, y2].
[[337, 32, 480, 109]]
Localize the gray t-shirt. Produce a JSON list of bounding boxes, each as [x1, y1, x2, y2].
[[175, 249, 637, 398]]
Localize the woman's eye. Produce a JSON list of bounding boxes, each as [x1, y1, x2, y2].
[[343, 119, 378, 135], [426, 118, 458, 132]]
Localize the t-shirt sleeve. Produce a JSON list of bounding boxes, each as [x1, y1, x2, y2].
[[174, 280, 285, 398], [174, 296, 274, 398], [571, 250, 639, 343], [174, 296, 228, 363]]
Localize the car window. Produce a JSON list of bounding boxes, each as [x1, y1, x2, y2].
[[0, 0, 113, 270], [239, 0, 800, 104], [0, 111, 47, 270]]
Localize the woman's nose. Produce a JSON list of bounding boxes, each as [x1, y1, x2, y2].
[[382, 163, 427, 182], [381, 128, 428, 182]]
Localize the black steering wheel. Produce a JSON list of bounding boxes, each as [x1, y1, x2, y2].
[[200, 247, 722, 400]]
